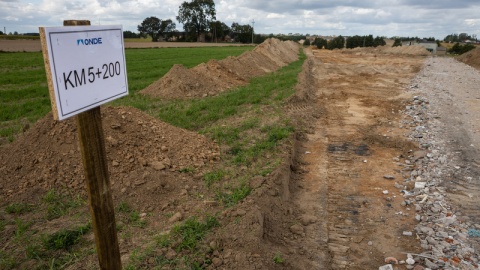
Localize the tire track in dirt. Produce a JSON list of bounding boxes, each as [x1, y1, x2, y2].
[[291, 48, 427, 269]]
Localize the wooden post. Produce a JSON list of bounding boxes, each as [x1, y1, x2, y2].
[[65, 20, 122, 270]]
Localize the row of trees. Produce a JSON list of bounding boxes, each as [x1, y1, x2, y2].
[[444, 33, 477, 43], [136, 16, 260, 43], [136, 0, 259, 43], [448, 43, 476, 55], [311, 35, 386, 50]]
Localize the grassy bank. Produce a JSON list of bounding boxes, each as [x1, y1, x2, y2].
[[0, 46, 253, 142]]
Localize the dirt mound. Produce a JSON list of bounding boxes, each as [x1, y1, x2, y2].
[[0, 106, 220, 199], [457, 47, 480, 69], [140, 38, 300, 99], [254, 39, 299, 66], [140, 63, 243, 99], [348, 45, 430, 56]]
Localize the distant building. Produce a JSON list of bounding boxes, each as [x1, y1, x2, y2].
[[437, 47, 447, 56], [402, 40, 438, 54]]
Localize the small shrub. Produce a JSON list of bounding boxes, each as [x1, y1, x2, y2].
[[273, 252, 284, 264]]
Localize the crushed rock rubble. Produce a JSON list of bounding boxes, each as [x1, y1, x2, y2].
[[384, 91, 480, 269]]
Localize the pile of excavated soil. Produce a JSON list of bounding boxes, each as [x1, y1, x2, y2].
[[457, 47, 480, 70], [0, 106, 220, 200], [349, 45, 430, 56], [140, 38, 300, 99]]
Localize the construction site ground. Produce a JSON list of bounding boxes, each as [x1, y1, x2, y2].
[[2, 41, 480, 269]]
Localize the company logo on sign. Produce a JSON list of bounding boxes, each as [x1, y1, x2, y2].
[[77, 37, 103, 45]]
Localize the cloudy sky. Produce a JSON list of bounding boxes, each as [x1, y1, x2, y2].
[[1, 0, 479, 39]]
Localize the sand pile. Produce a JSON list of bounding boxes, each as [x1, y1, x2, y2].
[[0, 106, 220, 198], [140, 38, 300, 99], [348, 45, 430, 56], [457, 47, 480, 70], [378, 45, 430, 56]]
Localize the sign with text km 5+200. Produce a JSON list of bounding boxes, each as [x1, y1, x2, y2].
[[40, 25, 128, 120]]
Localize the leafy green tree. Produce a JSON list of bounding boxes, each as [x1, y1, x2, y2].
[[346, 35, 362, 48], [160, 19, 177, 40], [392, 38, 402, 47], [374, 36, 386, 47], [123, 31, 139, 38], [303, 39, 310, 46], [253, 34, 267, 44], [210, 20, 229, 41], [327, 36, 345, 50], [138, 16, 176, 42], [448, 43, 476, 55], [177, 0, 216, 42], [230, 22, 253, 43], [0, 31, 3, 35], [314, 38, 328, 49]]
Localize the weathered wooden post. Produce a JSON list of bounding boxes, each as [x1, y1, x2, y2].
[[40, 20, 127, 269]]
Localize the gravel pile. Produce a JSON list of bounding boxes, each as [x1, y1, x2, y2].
[[390, 57, 480, 269]]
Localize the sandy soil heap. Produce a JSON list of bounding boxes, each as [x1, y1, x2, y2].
[[140, 38, 300, 99], [457, 47, 480, 70], [349, 45, 431, 56], [0, 106, 220, 199]]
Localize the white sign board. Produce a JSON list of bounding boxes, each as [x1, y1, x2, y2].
[[40, 25, 128, 120]]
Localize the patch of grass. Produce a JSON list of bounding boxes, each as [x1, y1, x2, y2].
[[273, 251, 284, 264], [0, 251, 18, 269], [156, 233, 172, 248], [215, 183, 251, 207], [43, 223, 91, 251], [5, 202, 34, 214], [116, 201, 132, 213], [43, 189, 83, 220], [172, 216, 219, 252], [115, 201, 147, 228], [178, 167, 195, 173], [156, 52, 305, 130], [14, 218, 31, 240], [0, 219, 6, 232], [203, 170, 227, 187], [231, 124, 294, 165]]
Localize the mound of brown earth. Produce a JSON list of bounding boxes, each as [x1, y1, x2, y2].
[[348, 45, 430, 56], [140, 38, 300, 99], [0, 106, 220, 201], [457, 47, 480, 70]]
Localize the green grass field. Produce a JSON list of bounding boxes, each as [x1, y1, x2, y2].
[[0, 46, 253, 142]]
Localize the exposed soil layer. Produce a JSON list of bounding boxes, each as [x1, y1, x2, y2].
[[0, 106, 220, 200], [457, 47, 480, 70], [140, 39, 299, 99], [285, 48, 427, 269]]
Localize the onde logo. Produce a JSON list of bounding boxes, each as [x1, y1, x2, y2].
[[77, 37, 103, 46]]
